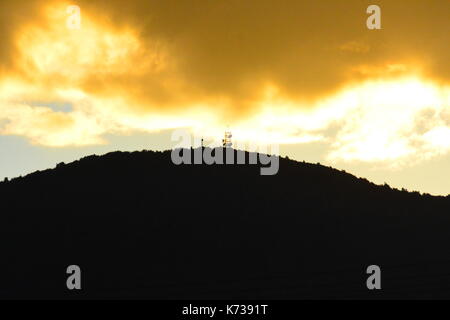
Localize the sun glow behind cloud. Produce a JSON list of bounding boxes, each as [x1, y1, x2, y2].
[[229, 78, 450, 166]]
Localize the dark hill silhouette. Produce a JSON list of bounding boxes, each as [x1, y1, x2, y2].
[[1, 148, 450, 299]]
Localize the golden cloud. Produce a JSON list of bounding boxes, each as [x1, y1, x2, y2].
[[0, 0, 449, 166]]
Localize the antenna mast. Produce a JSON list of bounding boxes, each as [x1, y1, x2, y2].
[[222, 129, 232, 148]]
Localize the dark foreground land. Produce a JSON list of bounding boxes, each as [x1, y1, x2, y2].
[[1, 148, 450, 299]]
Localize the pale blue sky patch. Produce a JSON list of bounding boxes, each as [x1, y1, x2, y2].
[[27, 101, 74, 113]]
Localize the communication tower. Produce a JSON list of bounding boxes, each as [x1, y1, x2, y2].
[[222, 130, 232, 148]]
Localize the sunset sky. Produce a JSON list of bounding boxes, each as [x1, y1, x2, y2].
[[0, 0, 449, 195]]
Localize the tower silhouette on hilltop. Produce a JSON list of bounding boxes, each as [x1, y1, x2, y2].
[[222, 130, 232, 148]]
